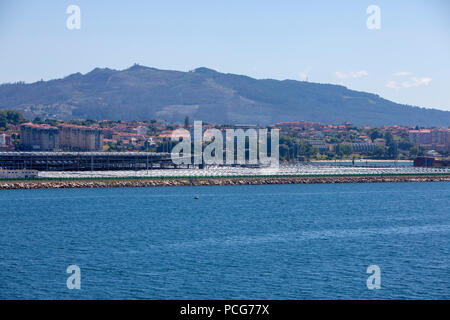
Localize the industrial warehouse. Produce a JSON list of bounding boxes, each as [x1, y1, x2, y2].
[[0, 152, 172, 171]]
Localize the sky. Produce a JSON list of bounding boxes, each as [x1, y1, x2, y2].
[[0, 0, 449, 111]]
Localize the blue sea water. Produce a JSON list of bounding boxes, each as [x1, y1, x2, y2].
[[0, 182, 449, 299]]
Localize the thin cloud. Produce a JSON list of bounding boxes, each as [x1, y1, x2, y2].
[[401, 77, 432, 88], [335, 70, 368, 79], [385, 80, 399, 90], [393, 71, 412, 77], [386, 76, 432, 90]]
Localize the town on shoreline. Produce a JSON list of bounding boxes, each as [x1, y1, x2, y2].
[[1, 110, 449, 162]]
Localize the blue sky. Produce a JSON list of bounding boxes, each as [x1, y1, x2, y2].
[[1, 0, 449, 111]]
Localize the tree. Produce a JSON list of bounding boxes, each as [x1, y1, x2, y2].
[[335, 144, 353, 157], [398, 139, 413, 150], [33, 117, 42, 124], [279, 144, 290, 161], [369, 129, 382, 142], [44, 119, 59, 126], [387, 142, 399, 159], [384, 132, 394, 146], [372, 145, 386, 158], [296, 139, 317, 157], [0, 117, 7, 129], [0, 109, 27, 129], [83, 119, 98, 126], [5, 110, 26, 124], [409, 146, 420, 157]]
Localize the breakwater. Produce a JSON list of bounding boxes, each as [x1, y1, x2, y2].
[[1, 174, 449, 189]]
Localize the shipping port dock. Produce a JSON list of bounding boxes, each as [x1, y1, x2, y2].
[[0, 152, 173, 171]]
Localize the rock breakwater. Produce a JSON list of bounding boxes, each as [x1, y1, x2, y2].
[[0, 174, 449, 190]]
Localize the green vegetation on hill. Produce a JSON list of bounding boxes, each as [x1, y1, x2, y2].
[[0, 65, 449, 126]]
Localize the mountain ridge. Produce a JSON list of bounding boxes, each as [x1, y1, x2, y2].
[[0, 65, 449, 127]]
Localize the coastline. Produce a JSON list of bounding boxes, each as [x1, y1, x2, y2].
[[1, 174, 449, 190]]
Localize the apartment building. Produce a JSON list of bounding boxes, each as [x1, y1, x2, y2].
[[58, 124, 104, 151], [19, 123, 60, 151], [20, 123, 103, 151], [409, 128, 450, 152]]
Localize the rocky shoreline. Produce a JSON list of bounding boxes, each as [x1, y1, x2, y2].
[[0, 174, 449, 189]]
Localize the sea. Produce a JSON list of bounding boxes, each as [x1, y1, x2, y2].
[[0, 182, 449, 299]]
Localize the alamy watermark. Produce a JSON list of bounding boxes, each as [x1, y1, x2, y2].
[[170, 121, 279, 167], [366, 264, 381, 290], [66, 264, 81, 289], [66, 5, 81, 30], [366, 5, 381, 30]]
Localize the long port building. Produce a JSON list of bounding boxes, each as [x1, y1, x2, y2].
[[0, 152, 172, 171]]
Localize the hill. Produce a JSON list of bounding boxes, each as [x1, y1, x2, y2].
[[0, 64, 449, 126]]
